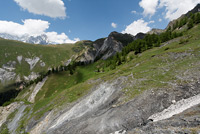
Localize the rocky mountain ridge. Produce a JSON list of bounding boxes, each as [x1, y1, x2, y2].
[[74, 32, 146, 63], [166, 4, 200, 30]]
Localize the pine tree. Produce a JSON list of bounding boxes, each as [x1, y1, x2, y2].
[[52, 67, 55, 73], [195, 13, 200, 24], [187, 19, 194, 29]]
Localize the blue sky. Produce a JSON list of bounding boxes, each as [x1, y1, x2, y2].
[[0, 0, 199, 43]]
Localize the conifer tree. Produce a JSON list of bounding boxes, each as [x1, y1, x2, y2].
[[187, 19, 194, 29]]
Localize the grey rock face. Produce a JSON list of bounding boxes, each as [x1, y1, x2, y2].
[[38, 79, 200, 134], [166, 4, 200, 30], [2, 61, 16, 71], [75, 32, 144, 63], [148, 29, 164, 35], [25, 57, 40, 70], [128, 105, 200, 134], [23, 72, 39, 81], [24, 75, 200, 134], [8, 104, 27, 134], [28, 77, 48, 103], [0, 68, 16, 83], [17, 56, 23, 64], [186, 4, 200, 16], [0, 102, 21, 128]]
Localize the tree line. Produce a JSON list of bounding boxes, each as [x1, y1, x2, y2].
[[23, 61, 85, 87], [103, 12, 200, 70], [103, 13, 200, 70], [104, 30, 183, 70]]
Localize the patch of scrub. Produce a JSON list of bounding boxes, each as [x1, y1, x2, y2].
[[28, 77, 48, 103], [8, 104, 27, 134], [148, 94, 200, 122], [25, 57, 40, 70]]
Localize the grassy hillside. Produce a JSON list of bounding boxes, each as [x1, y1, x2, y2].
[[16, 23, 200, 121], [0, 39, 92, 94], [0, 39, 74, 75]]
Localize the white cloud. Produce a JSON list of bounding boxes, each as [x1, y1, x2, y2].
[[158, 0, 200, 20], [159, 18, 162, 22], [0, 19, 79, 44], [139, 0, 200, 20], [122, 19, 151, 35], [139, 0, 159, 16], [0, 19, 49, 36], [111, 22, 117, 28], [131, 10, 137, 14], [14, 0, 66, 18], [149, 20, 155, 24], [46, 32, 79, 44]]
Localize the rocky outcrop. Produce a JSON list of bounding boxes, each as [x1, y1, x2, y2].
[[28, 77, 48, 103], [64, 59, 72, 66], [166, 4, 200, 30], [2, 61, 16, 71], [8, 104, 27, 134], [30, 111, 53, 134], [17, 56, 23, 64], [0, 68, 16, 83], [25, 57, 40, 70], [128, 104, 200, 134], [50, 78, 126, 130], [75, 32, 145, 63], [147, 29, 164, 35], [24, 72, 40, 81], [185, 4, 200, 16], [40, 61, 45, 67], [0, 102, 21, 128], [148, 93, 200, 122]]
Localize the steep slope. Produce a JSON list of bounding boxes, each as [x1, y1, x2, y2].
[[0, 39, 84, 107], [1, 5, 200, 134], [0, 21, 198, 134], [0, 39, 75, 87], [166, 4, 200, 30]]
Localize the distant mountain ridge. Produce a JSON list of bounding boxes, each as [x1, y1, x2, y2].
[[0, 33, 49, 45]]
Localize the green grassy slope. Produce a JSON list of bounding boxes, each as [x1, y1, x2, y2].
[[0, 39, 91, 93], [0, 39, 74, 75], [18, 24, 200, 120]]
